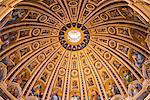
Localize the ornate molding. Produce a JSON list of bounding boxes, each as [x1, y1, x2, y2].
[[0, 0, 23, 21]]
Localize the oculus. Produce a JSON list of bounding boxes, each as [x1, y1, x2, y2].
[[59, 23, 90, 51]]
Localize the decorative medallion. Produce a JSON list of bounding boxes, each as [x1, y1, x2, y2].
[[59, 23, 90, 51], [71, 70, 78, 77], [32, 42, 40, 50], [84, 67, 91, 75], [47, 63, 54, 71], [95, 61, 102, 70], [37, 53, 46, 62], [59, 68, 66, 76]]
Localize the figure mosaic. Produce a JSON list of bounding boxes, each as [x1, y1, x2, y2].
[[0, 62, 7, 81], [72, 80, 78, 89], [89, 90, 101, 100], [131, 50, 145, 69], [87, 78, 94, 86], [13, 70, 29, 89], [41, 72, 48, 82], [101, 71, 109, 80], [107, 83, 120, 99], [113, 60, 121, 69], [123, 71, 133, 84], [128, 82, 142, 96], [1, 57, 15, 73], [71, 92, 80, 100], [31, 84, 43, 98], [50, 91, 61, 100], [7, 82, 22, 98], [56, 77, 62, 88], [142, 60, 150, 79]]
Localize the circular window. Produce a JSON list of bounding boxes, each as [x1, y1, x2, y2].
[[68, 30, 81, 43]]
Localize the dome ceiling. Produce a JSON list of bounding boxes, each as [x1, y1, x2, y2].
[[0, 0, 150, 100]]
